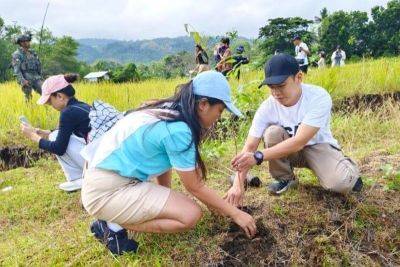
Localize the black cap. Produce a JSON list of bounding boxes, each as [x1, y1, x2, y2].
[[259, 54, 300, 88], [292, 35, 301, 41]]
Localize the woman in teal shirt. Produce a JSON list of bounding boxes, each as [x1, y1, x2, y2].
[[81, 71, 256, 255]]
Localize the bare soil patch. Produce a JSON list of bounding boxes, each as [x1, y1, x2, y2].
[[200, 184, 400, 266], [0, 146, 49, 171], [334, 91, 400, 113]]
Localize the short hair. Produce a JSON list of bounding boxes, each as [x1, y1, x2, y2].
[[221, 37, 230, 45]]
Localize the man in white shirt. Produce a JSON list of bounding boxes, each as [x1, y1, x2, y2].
[[331, 45, 346, 67], [225, 54, 362, 206], [293, 36, 310, 73]]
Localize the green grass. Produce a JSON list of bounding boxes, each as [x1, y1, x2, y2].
[[1, 57, 400, 147], [1, 58, 400, 265]]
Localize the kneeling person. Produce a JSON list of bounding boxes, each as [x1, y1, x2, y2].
[[81, 71, 256, 255], [20, 74, 90, 192], [227, 54, 362, 204]]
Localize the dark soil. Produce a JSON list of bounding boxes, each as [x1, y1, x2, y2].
[[201, 185, 400, 266], [0, 146, 49, 171], [334, 91, 400, 113], [220, 219, 276, 266]]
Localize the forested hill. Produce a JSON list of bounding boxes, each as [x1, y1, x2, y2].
[[77, 36, 197, 64], [77, 36, 251, 64]]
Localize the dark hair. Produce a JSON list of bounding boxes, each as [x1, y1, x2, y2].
[[196, 44, 203, 51], [51, 73, 78, 97], [221, 37, 230, 46], [134, 81, 224, 179], [293, 36, 301, 41], [320, 51, 326, 58]]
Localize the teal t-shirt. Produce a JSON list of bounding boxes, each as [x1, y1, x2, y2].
[[89, 111, 197, 181]]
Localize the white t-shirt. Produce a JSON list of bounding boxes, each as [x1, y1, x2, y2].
[[249, 83, 339, 148], [295, 42, 309, 66]]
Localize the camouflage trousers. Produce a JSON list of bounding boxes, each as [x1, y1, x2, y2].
[[22, 79, 42, 101]]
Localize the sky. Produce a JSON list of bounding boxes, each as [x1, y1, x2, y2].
[[0, 0, 391, 41]]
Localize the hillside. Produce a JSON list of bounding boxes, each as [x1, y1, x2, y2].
[[77, 36, 251, 64]]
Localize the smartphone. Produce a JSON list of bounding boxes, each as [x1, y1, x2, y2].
[[19, 115, 31, 126]]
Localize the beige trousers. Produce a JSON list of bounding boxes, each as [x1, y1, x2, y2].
[[263, 125, 360, 194], [82, 168, 170, 225]]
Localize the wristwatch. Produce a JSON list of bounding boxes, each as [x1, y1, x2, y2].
[[253, 151, 264, 165]]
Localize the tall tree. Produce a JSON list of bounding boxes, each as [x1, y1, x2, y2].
[[42, 36, 80, 75], [369, 0, 400, 56], [111, 63, 140, 83], [319, 10, 370, 58], [258, 17, 314, 62]]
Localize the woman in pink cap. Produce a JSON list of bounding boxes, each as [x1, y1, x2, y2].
[[20, 74, 91, 192]]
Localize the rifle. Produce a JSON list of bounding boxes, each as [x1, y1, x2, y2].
[[38, 2, 50, 57]]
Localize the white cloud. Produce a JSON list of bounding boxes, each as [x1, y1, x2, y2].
[[0, 0, 390, 40]]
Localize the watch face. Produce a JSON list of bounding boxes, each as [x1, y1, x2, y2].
[[254, 151, 263, 164]]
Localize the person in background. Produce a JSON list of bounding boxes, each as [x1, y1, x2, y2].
[[11, 33, 43, 102], [331, 45, 346, 67], [80, 71, 256, 255], [230, 45, 250, 79], [190, 44, 210, 77], [213, 41, 223, 64], [20, 74, 91, 192], [318, 51, 326, 69], [225, 54, 362, 207], [293, 36, 310, 74], [216, 37, 232, 76]]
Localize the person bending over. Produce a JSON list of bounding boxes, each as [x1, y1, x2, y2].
[[81, 71, 256, 255], [21, 74, 90, 192]]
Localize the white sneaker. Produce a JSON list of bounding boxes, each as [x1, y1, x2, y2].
[[58, 179, 83, 192]]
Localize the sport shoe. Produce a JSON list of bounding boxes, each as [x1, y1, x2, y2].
[[58, 179, 83, 192], [90, 220, 138, 255], [228, 173, 262, 188], [268, 179, 298, 195], [352, 177, 363, 192]]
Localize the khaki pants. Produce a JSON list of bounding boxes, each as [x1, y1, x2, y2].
[[263, 125, 360, 194], [82, 168, 171, 225]]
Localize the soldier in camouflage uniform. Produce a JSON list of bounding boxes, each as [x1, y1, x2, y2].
[[11, 34, 43, 101]]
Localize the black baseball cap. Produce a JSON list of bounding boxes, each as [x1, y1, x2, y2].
[[258, 54, 300, 88], [292, 35, 301, 41]]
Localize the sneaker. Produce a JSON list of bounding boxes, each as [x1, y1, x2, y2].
[[90, 220, 138, 255], [352, 177, 363, 192], [228, 174, 262, 188], [268, 179, 298, 195], [58, 179, 82, 192]]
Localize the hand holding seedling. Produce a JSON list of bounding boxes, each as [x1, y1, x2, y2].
[[224, 172, 246, 207], [231, 152, 257, 172]]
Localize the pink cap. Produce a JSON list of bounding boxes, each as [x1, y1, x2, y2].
[[37, 75, 70, 105]]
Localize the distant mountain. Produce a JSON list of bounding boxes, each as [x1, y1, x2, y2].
[[77, 36, 252, 64], [77, 36, 196, 64]]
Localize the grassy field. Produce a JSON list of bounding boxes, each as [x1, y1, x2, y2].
[[1, 58, 400, 265]]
